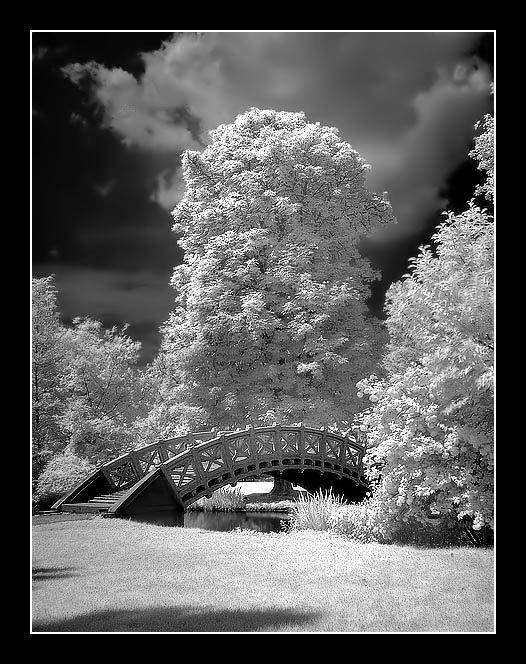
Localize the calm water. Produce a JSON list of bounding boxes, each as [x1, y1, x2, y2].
[[131, 510, 291, 532], [186, 511, 291, 532]]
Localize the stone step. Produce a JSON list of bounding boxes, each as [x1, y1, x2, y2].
[[90, 492, 128, 501], [88, 499, 118, 504], [61, 503, 110, 513]]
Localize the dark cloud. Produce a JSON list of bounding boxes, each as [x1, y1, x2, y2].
[[93, 178, 117, 197], [71, 223, 182, 272], [32, 263, 175, 363], [32, 264, 174, 323], [33, 46, 49, 62]]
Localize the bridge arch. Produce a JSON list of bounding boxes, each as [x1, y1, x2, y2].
[[52, 425, 369, 523]]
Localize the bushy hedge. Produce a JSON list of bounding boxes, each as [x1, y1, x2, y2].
[[35, 452, 96, 509], [289, 490, 479, 546]]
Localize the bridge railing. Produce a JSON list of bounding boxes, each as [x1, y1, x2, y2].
[[53, 424, 367, 512], [160, 424, 366, 504], [98, 431, 219, 490]]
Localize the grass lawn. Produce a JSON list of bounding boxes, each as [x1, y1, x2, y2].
[[32, 516, 494, 633]]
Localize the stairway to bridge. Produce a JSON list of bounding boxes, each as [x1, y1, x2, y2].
[[52, 424, 369, 523], [60, 490, 130, 514]]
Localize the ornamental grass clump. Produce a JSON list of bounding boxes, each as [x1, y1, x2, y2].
[[187, 486, 247, 512], [289, 489, 346, 531], [289, 489, 384, 542]]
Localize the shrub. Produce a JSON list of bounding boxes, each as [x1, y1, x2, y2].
[[373, 508, 487, 547], [187, 486, 247, 512], [330, 498, 385, 543], [35, 451, 96, 509], [288, 487, 489, 546], [289, 490, 385, 542]]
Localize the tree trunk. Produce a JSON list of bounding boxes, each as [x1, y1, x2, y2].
[[269, 477, 294, 496]]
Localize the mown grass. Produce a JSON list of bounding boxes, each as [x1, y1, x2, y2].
[[32, 517, 494, 633]]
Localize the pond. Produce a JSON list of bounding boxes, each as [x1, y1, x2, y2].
[[131, 510, 292, 532], [186, 511, 291, 533]]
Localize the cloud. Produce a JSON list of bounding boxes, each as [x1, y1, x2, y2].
[[33, 46, 49, 62], [33, 42, 70, 63], [70, 112, 88, 127], [33, 263, 174, 325], [363, 59, 492, 240], [62, 32, 492, 236], [70, 223, 182, 274], [150, 168, 186, 210], [32, 263, 175, 362], [62, 60, 200, 153], [93, 178, 117, 198]]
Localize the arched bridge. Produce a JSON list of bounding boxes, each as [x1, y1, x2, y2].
[[52, 425, 369, 524]]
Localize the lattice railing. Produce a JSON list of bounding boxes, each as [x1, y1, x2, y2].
[[161, 425, 366, 505], [93, 424, 366, 500], [55, 424, 368, 514], [99, 430, 219, 490]]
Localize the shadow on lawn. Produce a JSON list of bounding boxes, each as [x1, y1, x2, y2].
[[33, 605, 319, 632], [32, 567, 79, 582]]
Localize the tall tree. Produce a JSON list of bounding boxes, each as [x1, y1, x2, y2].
[[155, 108, 395, 439], [356, 110, 494, 544], [32, 280, 148, 505], [31, 276, 68, 475]]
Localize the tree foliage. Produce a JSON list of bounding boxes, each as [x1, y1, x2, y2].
[[32, 276, 68, 473], [32, 278, 146, 490], [356, 112, 494, 542], [153, 108, 395, 433], [57, 317, 144, 463], [35, 451, 97, 507], [470, 110, 494, 204]]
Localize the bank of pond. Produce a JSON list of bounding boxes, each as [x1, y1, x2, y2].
[[132, 509, 292, 532], [34, 483, 492, 547]]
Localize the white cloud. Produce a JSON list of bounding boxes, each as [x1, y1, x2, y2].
[[150, 168, 186, 210], [62, 32, 492, 232], [62, 60, 199, 153]]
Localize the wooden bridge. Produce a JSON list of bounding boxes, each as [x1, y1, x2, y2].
[[52, 425, 369, 524]]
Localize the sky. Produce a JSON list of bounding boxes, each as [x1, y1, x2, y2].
[[31, 31, 494, 363]]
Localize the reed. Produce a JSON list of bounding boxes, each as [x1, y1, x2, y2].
[[187, 486, 247, 512], [289, 489, 346, 531]]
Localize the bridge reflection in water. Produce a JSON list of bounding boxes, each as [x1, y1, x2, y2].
[[52, 424, 369, 525]]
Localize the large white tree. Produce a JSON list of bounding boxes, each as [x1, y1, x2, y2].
[[153, 108, 395, 435], [356, 110, 494, 544]]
